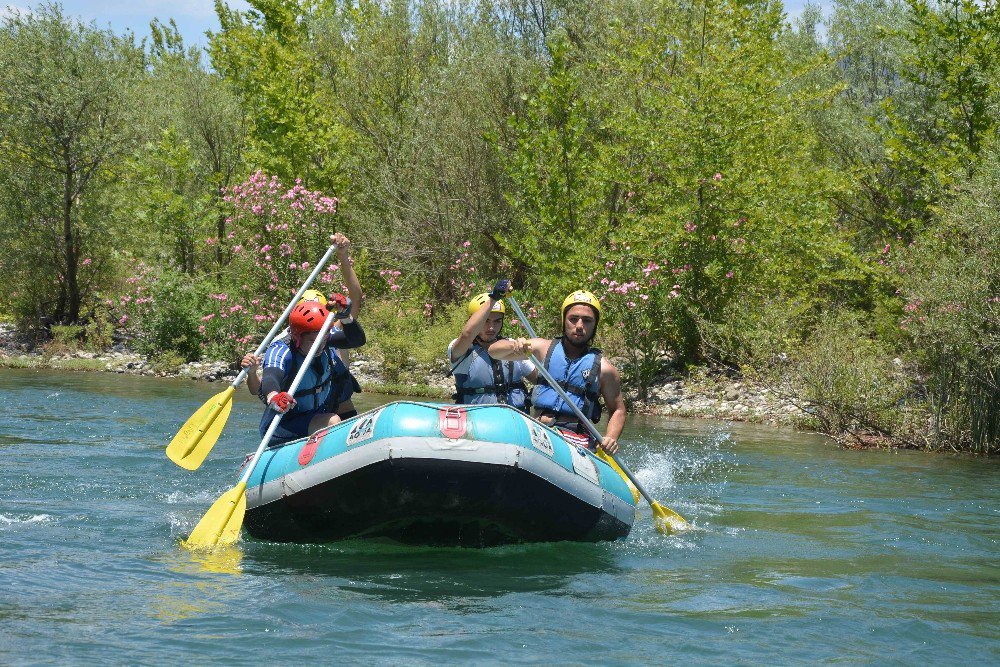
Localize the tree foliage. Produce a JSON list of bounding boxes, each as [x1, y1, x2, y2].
[[1, 0, 998, 451]]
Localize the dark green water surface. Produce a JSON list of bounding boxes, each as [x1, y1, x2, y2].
[[2, 369, 997, 664]]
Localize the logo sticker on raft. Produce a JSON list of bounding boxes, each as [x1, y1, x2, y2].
[[346, 408, 382, 447], [522, 416, 554, 457], [571, 446, 600, 485]]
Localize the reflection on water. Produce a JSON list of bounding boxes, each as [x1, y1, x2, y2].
[[240, 539, 621, 604], [148, 546, 244, 622]]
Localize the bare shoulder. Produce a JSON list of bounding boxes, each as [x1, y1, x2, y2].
[[600, 356, 621, 381], [532, 337, 553, 355]]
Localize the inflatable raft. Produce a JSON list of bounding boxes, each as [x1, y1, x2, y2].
[[242, 401, 638, 546]]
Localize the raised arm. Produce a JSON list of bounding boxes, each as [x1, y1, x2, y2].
[[329, 319, 366, 349], [451, 297, 500, 361], [333, 232, 363, 319]]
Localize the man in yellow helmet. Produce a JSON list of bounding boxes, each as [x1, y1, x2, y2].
[[488, 290, 625, 455], [448, 279, 537, 411]]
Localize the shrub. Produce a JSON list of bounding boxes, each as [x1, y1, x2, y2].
[[787, 311, 909, 440], [114, 265, 207, 362], [896, 146, 1000, 453], [50, 325, 83, 351]]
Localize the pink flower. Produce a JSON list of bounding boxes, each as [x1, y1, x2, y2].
[[201, 314, 215, 321], [81, 258, 92, 266], [463, 241, 471, 248], [726, 271, 734, 278], [118, 315, 128, 324], [713, 173, 722, 182], [684, 222, 697, 233]]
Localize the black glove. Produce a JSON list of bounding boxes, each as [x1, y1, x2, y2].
[[489, 279, 512, 301], [329, 292, 352, 320]]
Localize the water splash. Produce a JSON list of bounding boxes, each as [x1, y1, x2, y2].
[[0, 513, 54, 527]]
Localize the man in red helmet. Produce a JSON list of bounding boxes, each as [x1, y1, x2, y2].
[[254, 296, 366, 446]]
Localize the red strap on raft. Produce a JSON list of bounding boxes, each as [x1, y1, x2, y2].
[[439, 406, 467, 439], [298, 430, 325, 466]]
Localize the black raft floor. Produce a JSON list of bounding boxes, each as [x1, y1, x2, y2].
[[244, 458, 632, 547]]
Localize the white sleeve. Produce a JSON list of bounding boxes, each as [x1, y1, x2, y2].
[[448, 339, 476, 374]]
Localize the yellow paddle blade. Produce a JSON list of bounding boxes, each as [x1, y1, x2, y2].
[[166, 387, 235, 470], [651, 501, 689, 535], [184, 482, 247, 550], [596, 449, 641, 505]]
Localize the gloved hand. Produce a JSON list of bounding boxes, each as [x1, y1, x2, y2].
[[489, 278, 512, 301], [268, 391, 296, 414], [329, 292, 352, 320]]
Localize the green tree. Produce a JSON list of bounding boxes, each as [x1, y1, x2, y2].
[[0, 3, 145, 325], [593, 0, 864, 362], [499, 32, 606, 299], [142, 18, 248, 272], [883, 0, 1000, 232], [209, 0, 344, 193]]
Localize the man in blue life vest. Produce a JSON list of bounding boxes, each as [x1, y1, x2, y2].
[[254, 297, 366, 446], [242, 232, 364, 417], [448, 279, 537, 411], [488, 290, 625, 455]]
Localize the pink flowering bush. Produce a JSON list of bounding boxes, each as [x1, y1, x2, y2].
[[447, 240, 485, 300], [112, 262, 208, 361], [200, 171, 341, 359], [590, 246, 693, 396]]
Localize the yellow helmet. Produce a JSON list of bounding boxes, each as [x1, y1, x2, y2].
[[467, 293, 506, 317], [562, 290, 602, 321], [298, 289, 328, 306]]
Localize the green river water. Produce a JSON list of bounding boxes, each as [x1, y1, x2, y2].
[[2, 368, 997, 665]]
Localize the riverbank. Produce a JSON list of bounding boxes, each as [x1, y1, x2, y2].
[[1, 345, 805, 435]]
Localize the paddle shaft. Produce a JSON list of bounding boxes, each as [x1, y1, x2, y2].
[[237, 312, 338, 486], [230, 243, 340, 389], [506, 297, 661, 509]]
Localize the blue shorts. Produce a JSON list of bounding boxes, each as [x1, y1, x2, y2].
[[259, 410, 317, 447]]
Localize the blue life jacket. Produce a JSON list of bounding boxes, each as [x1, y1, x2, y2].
[[531, 337, 603, 431], [452, 339, 530, 410], [259, 346, 356, 415]]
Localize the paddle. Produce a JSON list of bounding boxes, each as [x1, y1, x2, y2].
[[184, 310, 338, 549], [165, 243, 340, 471], [506, 296, 689, 534]]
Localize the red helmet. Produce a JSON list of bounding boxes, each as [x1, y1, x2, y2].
[[289, 302, 329, 338]]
